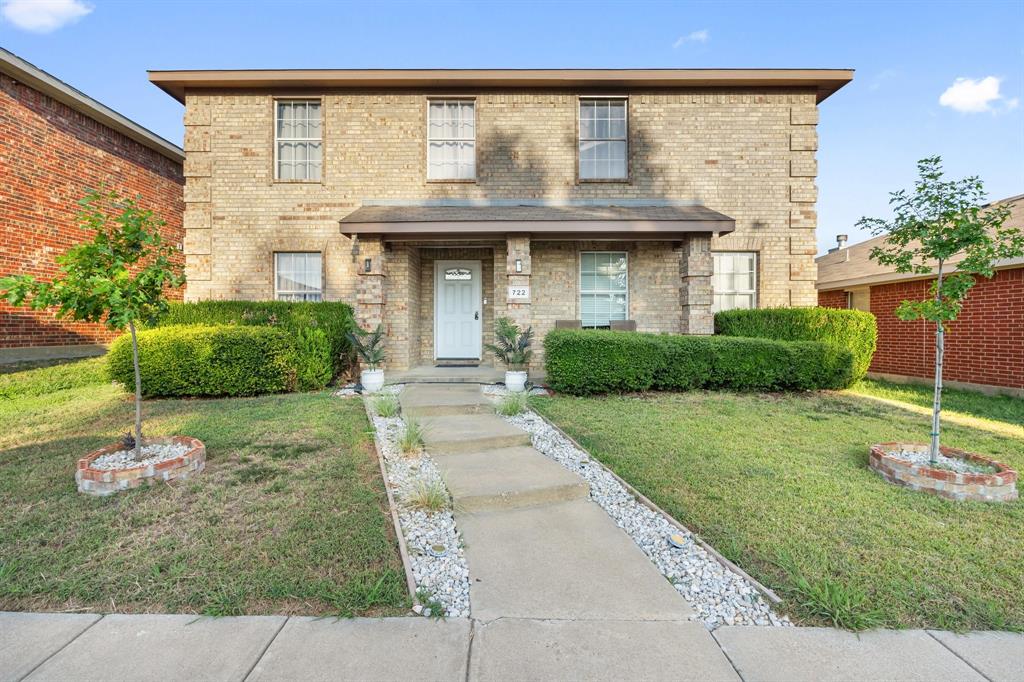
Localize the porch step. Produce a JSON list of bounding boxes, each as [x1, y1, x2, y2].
[[388, 365, 503, 385], [433, 446, 589, 512], [400, 384, 490, 418], [419, 414, 532, 455]]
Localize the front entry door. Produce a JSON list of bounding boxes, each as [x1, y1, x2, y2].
[[435, 260, 482, 359]]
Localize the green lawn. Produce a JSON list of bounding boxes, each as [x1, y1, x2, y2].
[[849, 378, 1024, 427], [0, 358, 408, 616], [532, 389, 1024, 631]]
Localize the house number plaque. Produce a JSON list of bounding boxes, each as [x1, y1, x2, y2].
[[507, 286, 530, 300]]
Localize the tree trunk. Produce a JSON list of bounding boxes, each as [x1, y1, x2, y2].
[[129, 321, 144, 461], [930, 263, 945, 465]]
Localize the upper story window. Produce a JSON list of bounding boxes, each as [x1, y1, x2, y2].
[[275, 252, 322, 301], [427, 99, 476, 180], [275, 100, 322, 181], [711, 252, 757, 312], [579, 98, 627, 180], [580, 252, 628, 328]]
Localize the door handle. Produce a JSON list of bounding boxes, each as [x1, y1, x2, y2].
[[474, 311, 479, 320]]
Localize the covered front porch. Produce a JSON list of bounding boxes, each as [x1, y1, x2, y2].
[[340, 202, 734, 372]]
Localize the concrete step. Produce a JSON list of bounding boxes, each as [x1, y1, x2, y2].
[[400, 384, 491, 418], [419, 414, 531, 455], [456, 498, 694, 622], [434, 446, 589, 512]]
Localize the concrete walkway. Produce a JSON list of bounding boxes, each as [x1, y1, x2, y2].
[[3, 611, 1021, 682]]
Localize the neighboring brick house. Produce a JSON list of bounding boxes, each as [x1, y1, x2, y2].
[[1, 48, 184, 358], [817, 195, 1023, 396], [149, 68, 852, 370]]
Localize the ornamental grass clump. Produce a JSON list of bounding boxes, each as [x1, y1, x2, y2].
[[399, 419, 426, 456], [496, 391, 529, 416], [373, 394, 400, 418], [405, 480, 449, 512]]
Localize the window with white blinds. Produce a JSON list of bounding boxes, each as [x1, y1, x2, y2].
[[711, 252, 757, 312], [427, 100, 475, 180], [580, 252, 628, 328], [579, 98, 628, 180], [275, 100, 322, 181], [275, 252, 322, 301]]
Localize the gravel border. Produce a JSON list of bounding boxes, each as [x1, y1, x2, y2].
[[88, 442, 190, 471], [362, 385, 471, 618], [885, 447, 996, 474], [485, 385, 791, 630]]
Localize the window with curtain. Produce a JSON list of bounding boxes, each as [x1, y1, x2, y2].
[[711, 252, 757, 312], [275, 100, 322, 181], [427, 99, 475, 180], [580, 252, 628, 328], [579, 98, 628, 180], [275, 252, 322, 301]]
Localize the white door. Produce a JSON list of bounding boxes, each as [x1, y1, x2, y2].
[[435, 260, 482, 359]]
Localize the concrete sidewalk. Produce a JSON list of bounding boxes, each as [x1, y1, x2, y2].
[[3, 611, 1022, 682]]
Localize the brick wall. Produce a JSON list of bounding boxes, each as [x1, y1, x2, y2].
[[0, 73, 184, 348], [869, 268, 1024, 389], [817, 289, 847, 309]]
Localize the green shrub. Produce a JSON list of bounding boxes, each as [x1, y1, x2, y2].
[[543, 329, 853, 395], [294, 327, 332, 391], [715, 307, 876, 383], [152, 301, 356, 375], [108, 325, 299, 397]]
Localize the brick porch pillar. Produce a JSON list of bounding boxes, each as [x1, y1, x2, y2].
[[355, 237, 385, 332], [505, 234, 532, 330], [680, 234, 714, 334]]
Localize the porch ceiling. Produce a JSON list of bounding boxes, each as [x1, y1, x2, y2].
[[338, 204, 735, 241]]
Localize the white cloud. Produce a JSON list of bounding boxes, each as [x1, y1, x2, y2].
[[673, 29, 709, 49], [939, 76, 1016, 113], [1, 0, 92, 33]]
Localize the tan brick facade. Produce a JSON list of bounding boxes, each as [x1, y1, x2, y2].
[[180, 87, 822, 370]]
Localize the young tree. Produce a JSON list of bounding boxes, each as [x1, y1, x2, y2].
[[1, 189, 184, 459], [857, 157, 1022, 463]]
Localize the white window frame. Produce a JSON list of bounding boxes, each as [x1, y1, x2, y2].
[[426, 98, 476, 181], [578, 96, 629, 181], [579, 251, 629, 328], [711, 251, 758, 313], [274, 98, 323, 182], [274, 252, 323, 302]]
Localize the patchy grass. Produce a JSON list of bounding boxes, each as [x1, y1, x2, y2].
[[849, 379, 1024, 428], [0, 356, 108, 399], [0, 359, 408, 617], [533, 390, 1024, 631]]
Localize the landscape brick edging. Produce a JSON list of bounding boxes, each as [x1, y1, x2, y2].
[[869, 442, 1018, 503], [75, 436, 205, 496]]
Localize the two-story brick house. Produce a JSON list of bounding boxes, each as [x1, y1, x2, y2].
[[150, 69, 852, 370]]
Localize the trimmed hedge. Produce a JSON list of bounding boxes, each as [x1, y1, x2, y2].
[[543, 329, 853, 395], [714, 307, 877, 383], [108, 325, 306, 397], [152, 300, 356, 375]]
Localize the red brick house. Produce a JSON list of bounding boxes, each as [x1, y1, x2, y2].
[[817, 194, 1023, 396], [1, 48, 184, 361]]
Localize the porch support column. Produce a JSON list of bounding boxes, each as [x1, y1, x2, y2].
[[680, 233, 714, 334], [505, 234, 532, 331], [355, 237, 386, 332]]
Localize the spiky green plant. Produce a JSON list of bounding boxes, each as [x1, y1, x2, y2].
[[347, 323, 386, 369], [484, 317, 533, 370], [399, 419, 425, 455], [496, 391, 529, 417], [373, 394, 399, 418], [405, 480, 448, 512]]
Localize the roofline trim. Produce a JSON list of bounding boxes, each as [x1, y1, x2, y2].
[[1, 48, 184, 163], [339, 219, 734, 239], [147, 67, 854, 104], [816, 257, 1024, 290]]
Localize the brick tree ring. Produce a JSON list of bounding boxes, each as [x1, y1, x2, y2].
[[869, 442, 1018, 503], [75, 436, 206, 496]]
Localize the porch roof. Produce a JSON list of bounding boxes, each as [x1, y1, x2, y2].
[[338, 203, 735, 240]]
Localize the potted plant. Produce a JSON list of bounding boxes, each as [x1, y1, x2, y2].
[[485, 317, 533, 393], [348, 323, 386, 393]]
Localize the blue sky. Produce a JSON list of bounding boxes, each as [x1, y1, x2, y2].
[[2, 0, 1022, 253]]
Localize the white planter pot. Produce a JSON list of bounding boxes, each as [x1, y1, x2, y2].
[[505, 370, 528, 393], [361, 368, 385, 394]]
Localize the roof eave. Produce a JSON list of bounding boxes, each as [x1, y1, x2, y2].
[[339, 218, 735, 240], [148, 68, 854, 104]]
